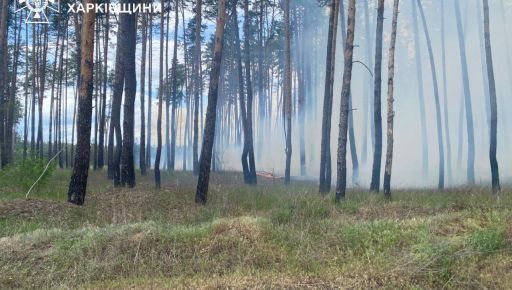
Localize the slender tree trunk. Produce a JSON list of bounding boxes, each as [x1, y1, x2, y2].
[[195, 0, 226, 204], [193, 0, 203, 175], [243, 0, 257, 185], [454, 0, 475, 185], [370, 0, 385, 192], [416, 0, 445, 190], [411, 0, 429, 177], [335, 0, 356, 202], [319, 0, 339, 193], [121, 3, 137, 187], [139, 5, 147, 175], [283, 0, 292, 185], [483, 0, 500, 193], [67, 1, 96, 205], [155, 0, 165, 188], [146, 13, 153, 168], [441, 1, 452, 184], [170, 0, 180, 171], [109, 3, 128, 184], [383, 0, 400, 198], [98, 9, 109, 169], [0, 0, 7, 167]]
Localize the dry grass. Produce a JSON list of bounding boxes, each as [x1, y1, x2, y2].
[[1, 169, 512, 289]]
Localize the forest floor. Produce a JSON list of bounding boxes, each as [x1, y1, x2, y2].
[[1, 169, 512, 289]]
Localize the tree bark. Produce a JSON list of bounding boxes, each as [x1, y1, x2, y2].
[[121, 3, 137, 187], [193, 0, 203, 175], [319, 0, 339, 193], [195, 0, 227, 204], [370, 0, 385, 192], [335, 0, 356, 203], [383, 0, 400, 198], [455, 0, 475, 185], [154, 0, 165, 188], [67, 1, 96, 205], [283, 0, 292, 185], [416, 0, 445, 190], [483, 0, 500, 193]]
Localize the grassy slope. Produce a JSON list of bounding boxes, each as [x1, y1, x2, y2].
[[1, 170, 511, 289]]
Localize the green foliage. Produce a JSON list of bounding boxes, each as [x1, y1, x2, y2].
[[0, 158, 56, 195], [468, 228, 505, 253]]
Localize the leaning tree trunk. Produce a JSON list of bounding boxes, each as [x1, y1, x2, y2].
[[154, 0, 165, 188], [483, 0, 500, 193], [120, 4, 137, 188], [67, 0, 96, 205], [370, 0, 385, 192], [195, 0, 227, 204], [319, 0, 340, 193], [383, 0, 400, 198], [455, 0, 475, 185], [411, 0, 429, 177], [283, 0, 292, 185], [416, 0, 445, 190], [335, 0, 356, 203]]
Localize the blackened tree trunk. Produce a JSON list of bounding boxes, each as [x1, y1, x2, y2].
[[454, 0, 475, 185], [283, 0, 292, 185], [335, 0, 356, 203], [370, 0, 384, 192], [108, 4, 128, 185], [195, 0, 227, 204], [193, 0, 203, 175], [319, 0, 339, 193], [416, 0, 445, 190], [383, 0, 400, 198], [483, 0, 500, 193], [139, 6, 147, 175], [67, 1, 96, 205], [154, 0, 165, 188], [411, 0, 429, 177], [120, 5, 137, 187], [243, 0, 257, 185]]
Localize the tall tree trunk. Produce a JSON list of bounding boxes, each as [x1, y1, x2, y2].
[[283, 0, 292, 185], [243, 0, 257, 185], [146, 13, 153, 168], [454, 0, 475, 185], [37, 26, 49, 159], [383, 0, 400, 198], [335, 0, 356, 202], [0, 0, 7, 167], [98, 9, 109, 169], [67, 1, 96, 205], [109, 3, 128, 185], [154, 0, 165, 188], [195, 0, 226, 204], [319, 0, 340, 193], [170, 0, 180, 171], [411, 0, 429, 177], [483, 0, 500, 193], [370, 0, 385, 192], [441, 0, 452, 184], [139, 5, 147, 175], [416, 0, 445, 190], [192, 0, 203, 175], [121, 3, 137, 188]]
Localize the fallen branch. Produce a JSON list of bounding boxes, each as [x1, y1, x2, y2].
[[25, 149, 63, 199]]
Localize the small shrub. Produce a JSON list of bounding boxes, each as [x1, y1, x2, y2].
[[0, 158, 56, 194], [468, 228, 505, 253], [270, 203, 294, 225]]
